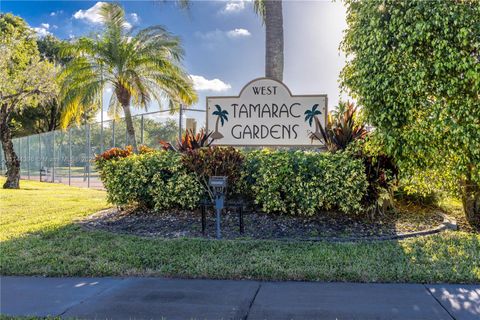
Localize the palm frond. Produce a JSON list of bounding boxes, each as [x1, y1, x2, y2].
[[59, 2, 197, 130], [253, 0, 266, 24], [107, 91, 122, 119], [99, 2, 128, 34]]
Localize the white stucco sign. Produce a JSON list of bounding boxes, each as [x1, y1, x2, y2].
[[206, 78, 327, 146]]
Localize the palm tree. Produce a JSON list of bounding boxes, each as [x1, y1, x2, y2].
[[211, 104, 228, 140], [60, 2, 197, 152], [254, 0, 284, 81], [166, 0, 284, 81], [304, 104, 322, 141]]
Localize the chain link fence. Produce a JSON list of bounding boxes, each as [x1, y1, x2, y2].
[[1, 108, 206, 189]]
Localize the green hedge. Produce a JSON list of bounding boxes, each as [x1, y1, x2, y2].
[[243, 150, 368, 215], [97, 149, 369, 216], [97, 151, 203, 210]]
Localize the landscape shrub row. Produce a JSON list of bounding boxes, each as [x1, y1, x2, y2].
[[97, 151, 203, 211], [96, 147, 369, 216]]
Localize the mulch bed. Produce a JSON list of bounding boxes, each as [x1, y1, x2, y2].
[[79, 203, 445, 241]]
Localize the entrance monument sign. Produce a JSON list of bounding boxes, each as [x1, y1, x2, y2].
[[206, 78, 327, 146]]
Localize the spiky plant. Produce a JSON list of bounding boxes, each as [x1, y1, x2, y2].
[[317, 101, 368, 152], [160, 128, 213, 152], [60, 2, 197, 152]]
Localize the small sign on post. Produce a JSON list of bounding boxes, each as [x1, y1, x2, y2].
[[207, 78, 327, 146], [209, 176, 228, 239]]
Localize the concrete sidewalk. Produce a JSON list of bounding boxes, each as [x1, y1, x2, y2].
[[1, 277, 479, 320]]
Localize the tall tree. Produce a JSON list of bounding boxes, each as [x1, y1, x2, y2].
[[254, 0, 284, 81], [341, 0, 480, 225], [160, 0, 285, 81], [61, 2, 197, 152], [11, 35, 73, 137], [0, 14, 57, 188]]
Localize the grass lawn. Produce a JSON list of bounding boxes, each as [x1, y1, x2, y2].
[[0, 179, 479, 283]]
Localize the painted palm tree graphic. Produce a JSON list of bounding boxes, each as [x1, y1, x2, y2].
[[304, 104, 322, 141], [211, 104, 229, 140]]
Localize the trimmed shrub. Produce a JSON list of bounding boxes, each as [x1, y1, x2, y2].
[[149, 152, 204, 211], [95, 146, 132, 164], [97, 151, 203, 210], [243, 150, 368, 216], [182, 147, 244, 200], [96, 147, 369, 216]]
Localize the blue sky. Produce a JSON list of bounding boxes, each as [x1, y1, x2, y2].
[[1, 0, 347, 125]]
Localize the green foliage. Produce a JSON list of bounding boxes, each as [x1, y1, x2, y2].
[[318, 101, 368, 152], [0, 14, 57, 111], [182, 147, 244, 199], [160, 128, 212, 152], [37, 34, 71, 65], [0, 13, 38, 72], [10, 35, 74, 138], [2, 178, 479, 283], [341, 0, 480, 190], [149, 152, 204, 211], [243, 150, 368, 216], [97, 151, 202, 210], [97, 148, 371, 216], [59, 2, 197, 129], [0, 13, 58, 188], [346, 138, 399, 216]]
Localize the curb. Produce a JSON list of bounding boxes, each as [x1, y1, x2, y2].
[[277, 213, 458, 243]]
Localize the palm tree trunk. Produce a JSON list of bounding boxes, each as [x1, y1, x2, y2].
[[122, 104, 138, 152], [116, 86, 138, 152], [0, 103, 20, 189], [264, 0, 284, 81]]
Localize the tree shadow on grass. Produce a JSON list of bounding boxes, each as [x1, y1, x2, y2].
[[0, 223, 479, 285]]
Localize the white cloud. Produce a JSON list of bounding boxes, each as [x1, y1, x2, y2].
[[124, 21, 132, 30], [33, 23, 51, 37], [50, 10, 63, 17], [33, 27, 51, 37], [221, 0, 250, 14], [130, 13, 139, 23], [73, 2, 134, 30], [226, 28, 251, 38], [190, 75, 231, 92], [196, 28, 251, 41], [195, 29, 224, 41], [73, 2, 106, 24]]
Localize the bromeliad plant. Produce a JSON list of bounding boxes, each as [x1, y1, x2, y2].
[[160, 128, 213, 152], [317, 101, 368, 152]]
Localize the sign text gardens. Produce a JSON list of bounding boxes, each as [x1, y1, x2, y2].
[[206, 78, 327, 146]]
